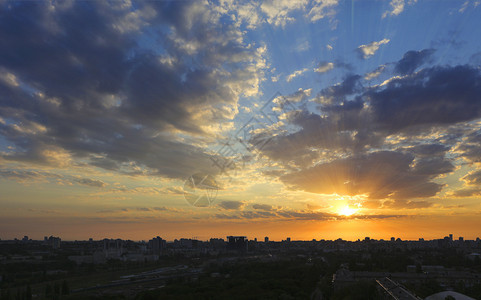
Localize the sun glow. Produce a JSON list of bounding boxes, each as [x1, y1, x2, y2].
[[338, 205, 358, 216]]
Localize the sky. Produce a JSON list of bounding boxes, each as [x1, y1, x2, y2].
[[1, 0, 481, 242]]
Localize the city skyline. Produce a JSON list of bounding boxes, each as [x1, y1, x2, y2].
[[1, 1, 481, 241], [4, 233, 479, 243]]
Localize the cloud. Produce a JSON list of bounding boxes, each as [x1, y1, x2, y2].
[[411, 157, 454, 176], [383, 199, 434, 209], [286, 68, 309, 82], [0, 168, 112, 189], [316, 74, 362, 104], [285, 88, 312, 103], [456, 131, 481, 163], [382, 0, 417, 18], [368, 65, 481, 132], [364, 65, 386, 80], [408, 144, 450, 157], [96, 206, 181, 214], [295, 41, 310, 52], [314, 62, 334, 73], [459, 1, 470, 13], [394, 49, 435, 75], [252, 204, 274, 211], [307, 0, 339, 22], [0, 169, 59, 183], [161, 186, 184, 195], [75, 178, 107, 188], [280, 151, 446, 200], [452, 188, 481, 197], [382, 0, 405, 18], [255, 57, 481, 165], [356, 39, 390, 59], [461, 170, 481, 186], [260, 0, 306, 27], [212, 207, 406, 221], [218, 200, 245, 210], [0, 1, 266, 180], [254, 58, 481, 203], [259, 0, 338, 27]]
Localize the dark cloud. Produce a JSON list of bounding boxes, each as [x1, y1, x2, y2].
[[408, 144, 450, 157], [368, 65, 481, 132], [252, 204, 274, 211], [394, 49, 435, 75], [452, 188, 481, 197], [316, 74, 362, 105], [281, 151, 445, 200], [412, 157, 454, 176], [218, 200, 245, 210]]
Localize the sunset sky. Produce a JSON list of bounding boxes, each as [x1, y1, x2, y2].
[[1, 0, 481, 241]]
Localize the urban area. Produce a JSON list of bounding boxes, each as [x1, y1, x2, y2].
[[1, 234, 481, 299]]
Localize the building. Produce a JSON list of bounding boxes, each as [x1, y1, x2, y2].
[[47, 236, 61, 249], [227, 236, 248, 252], [103, 239, 123, 259], [149, 236, 166, 256]]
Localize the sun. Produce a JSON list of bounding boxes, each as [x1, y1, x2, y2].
[[338, 205, 358, 216]]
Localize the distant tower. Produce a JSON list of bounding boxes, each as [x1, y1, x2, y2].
[[264, 236, 269, 243], [449, 234, 453, 241]]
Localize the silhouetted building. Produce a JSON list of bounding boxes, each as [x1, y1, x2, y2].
[[103, 239, 123, 258], [227, 236, 248, 252], [47, 236, 61, 249], [209, 238, 225, 250], [264, 236, 269, 243], [149, 236, 166, 256]]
